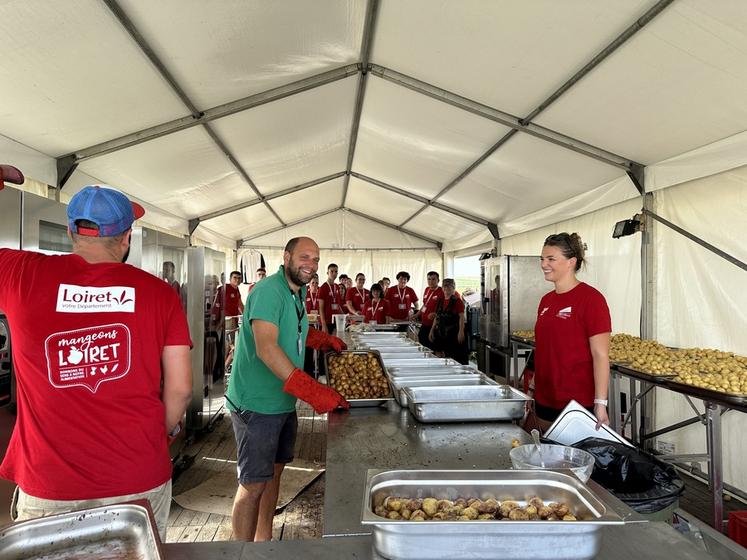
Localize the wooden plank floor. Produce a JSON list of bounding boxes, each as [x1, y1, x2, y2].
[[166, 401, 326, 543]]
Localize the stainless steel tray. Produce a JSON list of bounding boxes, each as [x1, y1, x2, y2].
[[384, 358, 458, 368], [0, 502, 163, 560], [392, 374, 496, 407], [324, 350, 394, 407], [379, 352, 436, 362], [361, 469, 625, 560], [363, 345, 429, 354], [387, 365, 479, 378], [352, 332, 408, 339], [405, 384, 530, 422]]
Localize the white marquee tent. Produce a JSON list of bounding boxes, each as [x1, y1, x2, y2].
[[2, 0, 747, 494]]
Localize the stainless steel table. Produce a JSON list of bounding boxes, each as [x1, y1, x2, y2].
[[163, 523, 720, 559], [323, 401, 531, 536]]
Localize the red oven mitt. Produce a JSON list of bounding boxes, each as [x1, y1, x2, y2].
[[306, 327, 347, 353], [283, 368, 350, 413]]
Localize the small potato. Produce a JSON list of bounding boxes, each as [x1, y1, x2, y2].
[[525, 505, 538, 517], [538, 506, 554, 519], [477, 513, 495, 520], [562, 514, 577, 521], [374, 505, 387, 518], [476, 499, 498, 514], [406, 498, 422, 511], [454, 498, 467, 508], [431, 512, 448, 520], [385, 497, 403, 511], [461, 506, 479, 520], [499, 501, 519, 518], [508, 508, 530, 520], [551, 503, 570, 517], [387, 511, 401, 520], [411, 512, 426, 521], [437, 499, 453, 511], [511, 438, 521, 448], [400, 508, 411, 520], [527, 496, 544, 510], [422, 498, 438, 516]]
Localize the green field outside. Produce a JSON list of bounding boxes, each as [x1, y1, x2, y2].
[[453, 276, 480, 292]]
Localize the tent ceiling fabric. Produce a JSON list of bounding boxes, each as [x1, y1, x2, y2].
[[2, 1, 747, 248], [117, 0, 367, 110]]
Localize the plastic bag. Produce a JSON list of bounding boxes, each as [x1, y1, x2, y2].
[[573, 437, 684, 514]]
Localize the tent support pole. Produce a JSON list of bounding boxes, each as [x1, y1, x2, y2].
[[639, 192, 656, 451], [198, 171, 346, 222], [351, 172, 491, 227], [341, 0, 380, 207], [345, 208, 441, 249], [56, 155, 78, 190], [240, 208, 340, 244], [643, 208, 747, 273]]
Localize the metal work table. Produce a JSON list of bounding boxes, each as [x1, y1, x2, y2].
[[323, 401, 527, 536], [609, 364, 747, 533], [162, 522, 720, 560]]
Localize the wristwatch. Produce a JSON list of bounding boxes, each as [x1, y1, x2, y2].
[[593, 398, 608, 406]]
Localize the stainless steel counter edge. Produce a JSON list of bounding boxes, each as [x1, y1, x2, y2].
[[163, 524, 719, 560]]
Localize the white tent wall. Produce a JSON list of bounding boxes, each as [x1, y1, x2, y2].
[[652, 167, 747, 490], [499, 197, 643, 337]]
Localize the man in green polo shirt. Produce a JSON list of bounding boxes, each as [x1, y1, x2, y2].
[[226, 236, 349, 542]]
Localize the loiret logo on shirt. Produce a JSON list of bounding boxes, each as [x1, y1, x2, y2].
[[44, 323, 132, 393], [540, 307, 549, 316], [56, 284, 135, 313], [557, 306, 573, 319]]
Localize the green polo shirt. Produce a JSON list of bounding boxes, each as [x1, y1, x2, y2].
[[226, 265, 308, 414]]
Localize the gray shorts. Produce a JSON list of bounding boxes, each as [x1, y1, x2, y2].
[[230, 409, 297, 484]]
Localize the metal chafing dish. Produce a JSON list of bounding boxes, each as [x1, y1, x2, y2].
[[405, 385, 530, 422], [352, 332, 409, 339], [391, 374, 497, 407], [379, 352, 436, 362], [356, 340, 420, 348], [387, 365, 479, 378], [384, 358, 459, 368], [324, 350, 394, 407], [362, 469, 626, 560], [0, 502, 163, 560], [362, 345, 430, 354]]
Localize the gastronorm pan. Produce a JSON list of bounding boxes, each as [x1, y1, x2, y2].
[[383, 358, 458, 368], [324, 350, 394, 407], [387, 365, 479, 379], [360, 345, 430, 354], [379, 352, 436, 362], [361, 469, 625, 560], [391, 374, 497, 407], [0, 502, 163, 560], [405, 385, 530, 423]]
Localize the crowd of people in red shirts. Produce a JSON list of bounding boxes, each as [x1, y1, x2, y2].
[[302, 264, 469, 364]]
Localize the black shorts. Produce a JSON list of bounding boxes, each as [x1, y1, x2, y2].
[[230, 409, 297, 484]]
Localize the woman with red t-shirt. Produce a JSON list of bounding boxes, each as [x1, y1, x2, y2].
[[531, 232, 611, 429], [429, 278, 468, 364], [346, 273, 369, 314], [385, 271, 418, 321], [363, 283, 390, 324]]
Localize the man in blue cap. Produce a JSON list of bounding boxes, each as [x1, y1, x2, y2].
[[0, 185, 192, 537]]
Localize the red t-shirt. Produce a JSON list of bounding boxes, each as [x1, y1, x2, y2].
[[364, 299, 390, 324], [437, 294, 465, 316], [0, 249, 192, 500], [420, 286, 444, 326], [318, 280, 343, 322], [347, 287, 369, 313], [385, 285, 419, 320], [533, 282, 611, 409], [214, 284, 243, 317], [305, 291, 320, 314]]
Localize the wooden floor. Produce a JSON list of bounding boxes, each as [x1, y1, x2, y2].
[[166, 401, 326, 543]]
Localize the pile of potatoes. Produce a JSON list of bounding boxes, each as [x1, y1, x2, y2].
[[610, 334, 747, 395], [512, 330, 535, 340], [327, 352, 391, 400], [373, 495, 578, 521]]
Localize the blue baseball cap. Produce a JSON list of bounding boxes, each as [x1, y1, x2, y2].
[[67, 186, 145, 237]]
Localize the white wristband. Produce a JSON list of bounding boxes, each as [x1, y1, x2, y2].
[[593, 399, 608, 406]]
